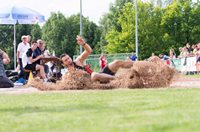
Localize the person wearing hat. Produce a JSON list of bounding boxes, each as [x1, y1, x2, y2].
[[16, 35, 30, 83]]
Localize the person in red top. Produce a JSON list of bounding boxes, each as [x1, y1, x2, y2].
[[99, 53, 107, 70]]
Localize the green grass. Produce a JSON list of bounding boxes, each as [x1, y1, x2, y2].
[[180, 74, 200, 78], [1, 88, 200, 132]]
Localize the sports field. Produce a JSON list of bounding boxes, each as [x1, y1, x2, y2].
[[1, 88, 200, 132]]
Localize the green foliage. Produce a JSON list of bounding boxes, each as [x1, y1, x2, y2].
[[82, 20, 101, 54], [0, 25, 14, 69], [42, 12, 68, 56], [100, 0, 200, 59], [99, 0, 132, 53], [16, 24, 32, 43], [104, 2, 165, 59], [2, 0, 200, 67], [42, 13, 101, 57], [0, 24, 33, 69], [31, 24, 42, 41]]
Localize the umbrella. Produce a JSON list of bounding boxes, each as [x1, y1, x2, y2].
[[0, 5, 45, 69]]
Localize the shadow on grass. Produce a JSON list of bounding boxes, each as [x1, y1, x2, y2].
[[0, 104, 113, 113]]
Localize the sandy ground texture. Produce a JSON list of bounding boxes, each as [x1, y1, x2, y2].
[[0, 77, 199, 94], [170, 78, 200, 88]]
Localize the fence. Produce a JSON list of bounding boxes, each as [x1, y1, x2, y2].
[[74, 54, 199, 74], [73, 53, 132, 71], [170, 56, 199, 74]]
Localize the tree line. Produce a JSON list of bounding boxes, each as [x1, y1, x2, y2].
[[0, 0, 200, 69]]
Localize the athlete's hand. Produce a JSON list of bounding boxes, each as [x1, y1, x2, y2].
[[76, 36, 86, 46]]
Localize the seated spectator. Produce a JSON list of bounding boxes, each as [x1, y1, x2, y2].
[[22, 40, 47, 82], [33, 39, 50, 74], [159, 54, 169, 60], [128, 52, 137, 61], [0, 49, 14, 88]]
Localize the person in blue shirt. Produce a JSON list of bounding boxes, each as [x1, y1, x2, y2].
[[129, 52, 137, 61], [159, 54, 169, 60]]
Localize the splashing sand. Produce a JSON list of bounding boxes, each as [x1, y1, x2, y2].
[[28, 56, 176, 90]]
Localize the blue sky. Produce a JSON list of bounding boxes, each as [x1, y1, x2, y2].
[[0, 0, 115, 24]]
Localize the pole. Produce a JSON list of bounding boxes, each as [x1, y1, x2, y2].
[[135, 0, 138, 58], [80, 0, 83, 54], [14, 24, 16, 70]]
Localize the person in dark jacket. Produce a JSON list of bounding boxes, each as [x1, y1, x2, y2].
[[0, 49, 14, 88]]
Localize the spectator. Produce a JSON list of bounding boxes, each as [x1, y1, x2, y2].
[[0, 49, 14, 88], [195, 44, 200, 73], [178, 47, 189, 58], [99, 53, 107, 70], [33, 39, 50, 75], [16, 35, 30, 79], [128, 52, 137, 61], [186, 43, 192, 53], [159, 53, 169, 60], [169, 48, 176, 59]]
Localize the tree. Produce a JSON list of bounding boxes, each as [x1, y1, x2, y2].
[[161, 0, 198, 52], [0, 25, 14, 69], [99, 0, 132, 53], [42, 12, 69, 56], [0, 24, 33, 69], [104, 2, 164, 59], [42, 13, 101, 57], [31, 24, 42, 41]]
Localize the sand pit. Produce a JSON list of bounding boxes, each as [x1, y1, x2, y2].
[[27, 56, 177, 91]]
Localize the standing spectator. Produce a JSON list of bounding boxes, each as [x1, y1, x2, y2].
[[186, 43, 192, 53], [99, 53, 107, 70], [16, 35, 30, 79], [27, 35, 31, 43], [169, 48, 176, 59], [195, 44, 200, 73], [178, 47, 189, 58], [0, 49, 14, 88]]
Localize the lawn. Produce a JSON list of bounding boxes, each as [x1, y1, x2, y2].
[[1, 88, 200, 132], [180, 74, 200, 78]]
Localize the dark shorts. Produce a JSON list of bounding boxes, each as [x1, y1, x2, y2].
[[24, 63, 37, 71], [101, 65, 115, 76]]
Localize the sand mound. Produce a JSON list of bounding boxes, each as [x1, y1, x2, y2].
[[28, 56, 176, 90]]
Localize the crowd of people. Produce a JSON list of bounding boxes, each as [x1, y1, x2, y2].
[[158, 43, 200, 60], [157, 43, 200, 71], [178, 43, 200, 59], [14, 35, 51, 85], [0, 35, 137, 88]]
